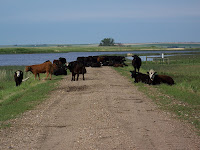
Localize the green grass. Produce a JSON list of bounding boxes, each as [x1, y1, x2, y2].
[[0, 66, 64, 128], [1, 46, 200, 54], [114, 55, 200, 134]]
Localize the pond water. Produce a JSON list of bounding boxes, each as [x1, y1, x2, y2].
[[0, 50, 198, 66], [126, 54, 174, 61]]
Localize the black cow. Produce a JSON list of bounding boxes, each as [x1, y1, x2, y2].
[[67, 61, 86, 81], [130, 71, 150, 84], [53, 58, 67, 76], [132, 55, 142, 73], [14, 70, 23, 86], [59, 57, 67, 64]]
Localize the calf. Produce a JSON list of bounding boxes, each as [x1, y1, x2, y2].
[[14, 70, 23, 86], [25, 61, 53, 80], [67, 61, 86, 81], [132, 55, 142, 73], [130, 71, 150, 84], [148, 69, 175, 85]]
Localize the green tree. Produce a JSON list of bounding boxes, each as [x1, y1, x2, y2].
[[99, 38, 115, 46]]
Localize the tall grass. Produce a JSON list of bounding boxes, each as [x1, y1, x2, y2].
[[0, 66, 63, 127], [114, 54, 200, 134]]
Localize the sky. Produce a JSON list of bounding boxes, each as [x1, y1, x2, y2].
[[0, 0, 200, 45]]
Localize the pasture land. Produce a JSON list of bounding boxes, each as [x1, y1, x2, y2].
[[0, 45, 200, 54], [114, 54, 200, 133], [0, 53, 200, 134], [1, 67, 200, 149], [0, 66, 63, 127]]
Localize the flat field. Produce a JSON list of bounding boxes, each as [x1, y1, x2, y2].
[[1, 43, 200, 54], [0, 66, 63, 124]]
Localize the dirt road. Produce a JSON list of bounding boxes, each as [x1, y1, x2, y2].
[[1, 67, 200, 150]]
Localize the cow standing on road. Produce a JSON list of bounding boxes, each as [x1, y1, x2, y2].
[[67, 61, 86, 81]]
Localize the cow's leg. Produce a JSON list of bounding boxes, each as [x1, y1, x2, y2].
[[83, 73, 85, 80], [38, 73, 40, 80], [34, 74, 37, 80], [76, 73, 79, 81], [134, 67, 137, 73], [74, 74, 76, 81], [49, 73, 52, 80], [71, 74, 73, 81], [45, 71, 49, 80], [45, 72, 49, 80], [138, 68, 140, 73], [71, 73, 75, 81]]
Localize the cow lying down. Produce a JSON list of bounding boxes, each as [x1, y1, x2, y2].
[[147, 69, 175, 85], [130, 71, 150, 84]]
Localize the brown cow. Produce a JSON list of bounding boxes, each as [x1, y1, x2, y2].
[[25, 61, 53, 80]]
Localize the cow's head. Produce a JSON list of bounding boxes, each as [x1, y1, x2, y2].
[[147, 69, 157, 81], [25, 66, 32, 72], [65, 62, 69, 67], [130, 71, 137, 78], [16, 70, 21, 77]]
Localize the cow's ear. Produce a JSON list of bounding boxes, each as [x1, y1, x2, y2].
[[155, 72, 157, 74], [147, 72, 149, 74]]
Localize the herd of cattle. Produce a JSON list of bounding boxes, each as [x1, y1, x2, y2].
[[130, 55, 174, 85], [14, 55, 174, 86]]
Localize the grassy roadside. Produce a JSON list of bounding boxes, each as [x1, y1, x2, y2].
[[1, 46, 200, 54], [0, 66, 64, 128], [114, 55, 200, 134]]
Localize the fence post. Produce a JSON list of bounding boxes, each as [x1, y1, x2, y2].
[[146, 56, 147, 64]]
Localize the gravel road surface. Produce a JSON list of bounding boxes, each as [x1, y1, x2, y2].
[[0, 67, 199, 150]]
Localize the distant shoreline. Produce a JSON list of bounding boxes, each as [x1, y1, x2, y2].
[[1, 42, 200, 48], [0, 44, 200, 55]]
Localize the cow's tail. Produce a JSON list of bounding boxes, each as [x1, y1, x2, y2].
[[22, 77, 30, 82]]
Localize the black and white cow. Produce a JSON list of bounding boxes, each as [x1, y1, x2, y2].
[[14, 70, 23, 86], [148, 69, 175, 85]]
